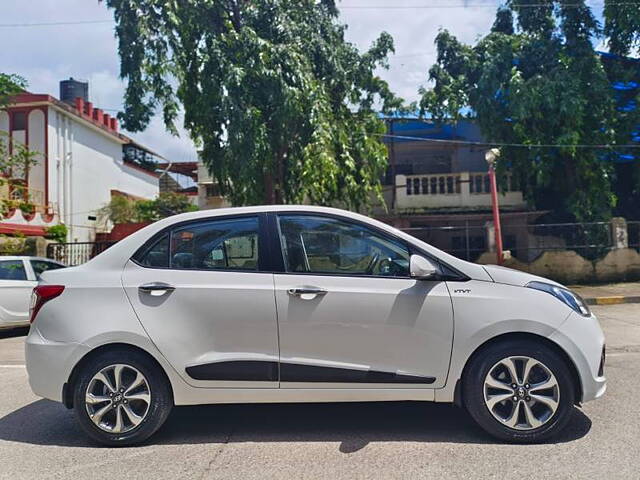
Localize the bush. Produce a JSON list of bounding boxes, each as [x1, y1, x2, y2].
[[100, 193, 198, 225], [44, 224, 68, 243]]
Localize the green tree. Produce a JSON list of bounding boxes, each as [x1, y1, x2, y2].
[[0, 73, 26, 108], [420, 0, 617, 222], [101, 0, 401, 209], [99, 192, 198, 225], [603, 2, 640, 220], [604, 0, 640, 55]]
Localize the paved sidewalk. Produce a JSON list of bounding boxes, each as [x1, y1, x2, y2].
[[570, 282, 640, 305]]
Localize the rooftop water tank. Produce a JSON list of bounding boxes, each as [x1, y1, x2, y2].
[[59, 78, 89, 105]]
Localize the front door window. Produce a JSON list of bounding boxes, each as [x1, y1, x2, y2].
[[277, 215, 410, 277]]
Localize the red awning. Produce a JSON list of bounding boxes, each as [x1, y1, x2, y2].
[[0, 223, 47, 236]]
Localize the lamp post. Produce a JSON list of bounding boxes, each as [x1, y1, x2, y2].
[[485, 148, 504, 265]]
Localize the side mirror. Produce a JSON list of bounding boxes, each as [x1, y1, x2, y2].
[[410, 254, 438, 280]]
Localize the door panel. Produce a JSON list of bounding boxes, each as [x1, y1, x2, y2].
[[122, 215, 279, 388], [0, 260, 35, 326], [273, 213, 455, 389], [274, 275, 454, 389], [123, 262, 279, 387]]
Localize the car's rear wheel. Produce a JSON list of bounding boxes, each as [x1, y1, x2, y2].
[[462, 339, 575, 443], [73, 349, 172, 446]]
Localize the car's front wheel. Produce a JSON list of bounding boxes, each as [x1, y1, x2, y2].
[[463, 339, 576, 443], [73, 348, 173, 446]]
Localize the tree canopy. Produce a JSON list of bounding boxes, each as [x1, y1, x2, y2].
[[102, 0, 401, 209], [0, 73, 26, 108], [604, 0, 640, 55], [420, 0, 619, 222], [99, 192, 198, 225], [603, 2, 640, 220]]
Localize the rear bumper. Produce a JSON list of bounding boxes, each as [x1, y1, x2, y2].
[[550, 311, 606, 403], [25, 327, 89, 403]]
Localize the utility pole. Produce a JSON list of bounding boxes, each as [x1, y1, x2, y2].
[[387, 118, 397, 211], [485, 148, 504, 265]]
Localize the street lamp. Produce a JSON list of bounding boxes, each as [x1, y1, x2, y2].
[[485, 148, 504, 265]]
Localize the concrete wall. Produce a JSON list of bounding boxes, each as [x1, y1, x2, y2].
[[477, 248, 640, 284]]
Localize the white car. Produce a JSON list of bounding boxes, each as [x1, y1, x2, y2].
[[0, 256, 65, 329], [25, 206, 605, 446]]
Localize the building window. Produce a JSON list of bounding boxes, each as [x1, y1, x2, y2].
[[430, 177, 437, 194], [484, 175, 491, 193], [205, 184, 221, 197], [413, 178, 421, 195], [446, 176, 454, 194], [471, 175, 484, 194], [438, 176, 445, 194], [11, 112, 26, 131], [421, 178, 428, 196], [406, 178, 412, 195]]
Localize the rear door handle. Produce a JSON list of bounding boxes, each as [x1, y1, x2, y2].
[[139, 282, 175, 296], [287, 287, 328, 296]]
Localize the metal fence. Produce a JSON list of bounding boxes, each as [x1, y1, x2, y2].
[[43, 220, 640, 266], [629, 221, 640, 251], [402, 221, 640, 263], [46, 242, 117, 266], [401, 223, 488, 262]]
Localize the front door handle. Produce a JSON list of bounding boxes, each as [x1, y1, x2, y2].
[[287, 287, 328, 296], [139, 282, 175, 296]]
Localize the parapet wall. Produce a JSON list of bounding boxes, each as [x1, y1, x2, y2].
[[477, 248, 640, 284]]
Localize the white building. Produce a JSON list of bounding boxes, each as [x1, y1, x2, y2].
[[0, 88, 159, 242], [196, 161, 230, 210]]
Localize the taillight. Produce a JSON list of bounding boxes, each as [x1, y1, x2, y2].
[[30, 285, 65, 324]]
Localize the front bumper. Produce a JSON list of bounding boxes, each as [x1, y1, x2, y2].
[[550, 311, 606, 403], [25, 327, 89, 403]]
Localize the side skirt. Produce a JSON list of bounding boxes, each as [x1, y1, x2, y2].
[[172, 387, 436, 406]]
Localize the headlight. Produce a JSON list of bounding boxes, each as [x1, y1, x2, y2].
[[526, 281, 591, 317]]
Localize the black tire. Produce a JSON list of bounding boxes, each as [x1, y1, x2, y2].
[[462, 339, 575, 443], [73, 348, 173, 446]]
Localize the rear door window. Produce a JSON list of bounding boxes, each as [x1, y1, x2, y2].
[[135, 217, 260, 271], [170, 217, 259, 271]]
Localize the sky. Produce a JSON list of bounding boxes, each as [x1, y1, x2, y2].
[[0, 0, 609, 163]]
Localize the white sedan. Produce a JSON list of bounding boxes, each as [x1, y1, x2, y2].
[[0, 256, 65, 329], [25, 206, 605, 445]]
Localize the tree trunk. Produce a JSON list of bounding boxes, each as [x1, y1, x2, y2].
[[274, 149, 285, 204], [263, 170, 275, 204]]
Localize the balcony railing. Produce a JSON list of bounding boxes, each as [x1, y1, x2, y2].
[[0, 181, 48, 212], [396, 172, 525, 210], [7, 185, 45, 206]]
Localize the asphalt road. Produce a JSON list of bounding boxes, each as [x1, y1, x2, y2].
[[1, 305, 639, 480]]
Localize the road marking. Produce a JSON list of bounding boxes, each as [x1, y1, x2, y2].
[[0, 364, 26, 368]]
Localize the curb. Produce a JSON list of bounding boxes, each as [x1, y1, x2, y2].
[[584, 296, 640, 306]]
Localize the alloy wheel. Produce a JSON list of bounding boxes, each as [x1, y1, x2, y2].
[[483, 356, 560, 431], [85, 364, 152, 434]]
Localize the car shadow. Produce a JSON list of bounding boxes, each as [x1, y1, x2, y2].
[[0, 399, 591, 450]]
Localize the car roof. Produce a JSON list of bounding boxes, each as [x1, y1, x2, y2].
[[68, 204, 491, 282]]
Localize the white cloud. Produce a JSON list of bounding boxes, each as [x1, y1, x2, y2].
[[0, 0, 501, 159], [339, 0, 500, 102]]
